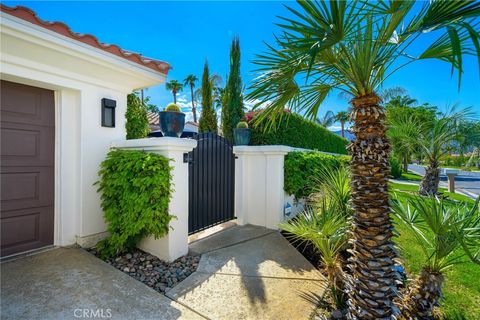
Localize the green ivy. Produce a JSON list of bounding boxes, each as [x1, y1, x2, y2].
[[95, 149, 173, 258], [250, 112, 349, 154], [285, 151, 350, 200]]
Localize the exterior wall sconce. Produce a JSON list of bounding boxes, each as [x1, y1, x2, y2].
[[101, 98, 116, 127]]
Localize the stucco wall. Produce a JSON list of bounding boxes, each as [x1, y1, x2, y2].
[[1, 12, 166, 247]]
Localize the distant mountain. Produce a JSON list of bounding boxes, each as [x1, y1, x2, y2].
[[332, 130, 355, 141]]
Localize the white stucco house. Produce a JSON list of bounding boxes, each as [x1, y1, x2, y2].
[[0, 5, 170, 257]]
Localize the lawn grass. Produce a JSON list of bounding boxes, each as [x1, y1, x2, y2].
[[389, 182, 476, 205], [399, 171, 423, 182], [390, 182, 480, 319]]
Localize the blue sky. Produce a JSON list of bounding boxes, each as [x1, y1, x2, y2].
[[6, 1, 480, 128]]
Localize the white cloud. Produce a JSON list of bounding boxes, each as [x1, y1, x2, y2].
[[244, 98, 272, 111], [328, 125, 342, 131], [328, 124, 351, 132]]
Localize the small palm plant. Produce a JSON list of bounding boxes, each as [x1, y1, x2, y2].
[[309, 165, 352, 217], [280, 200, 349, 309], [391, 196, 480, 318]]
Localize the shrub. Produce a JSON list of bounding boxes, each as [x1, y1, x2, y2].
[[165, 103, 181, 112], [441, 154, 468, 167], [96, 149, 173, 258], [236, 121, 248, 129], [248, 111, 349, 154], [285, 151, 350, 200], [125, 93, 150, 139], [390, 157, 403, 178]]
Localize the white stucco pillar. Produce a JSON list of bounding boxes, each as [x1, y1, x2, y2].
[[111, 137, 197, 262], [233, 146, 292, 229]]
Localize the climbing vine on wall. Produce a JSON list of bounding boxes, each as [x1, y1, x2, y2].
[[96, 149, 173, 258]]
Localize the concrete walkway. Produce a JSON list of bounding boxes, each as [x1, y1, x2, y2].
[[168, 224, 326, 320], [1, 225, 325, 320], [1, 248, 204, 320]]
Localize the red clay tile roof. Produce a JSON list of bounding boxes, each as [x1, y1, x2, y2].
[[1, 4, 171, 75]]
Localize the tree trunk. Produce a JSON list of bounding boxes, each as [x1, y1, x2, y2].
[[341, 121, 345, 138], [173, 90, 177, 104], [403, 157, 408, 173], [419, 160, 440, 196], [347, 94, 398, 319], [398, 269, 444, 319], [190, 84, 197, 123]]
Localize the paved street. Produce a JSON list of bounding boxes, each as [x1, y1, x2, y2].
[[408, 164, 480, 197]]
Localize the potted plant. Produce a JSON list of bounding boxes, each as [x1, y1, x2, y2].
[[159, 103, 185, 137], [234, 121, 251, 145]]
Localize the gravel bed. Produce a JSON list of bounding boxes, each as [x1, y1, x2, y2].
[[88, 248, 200, 294]]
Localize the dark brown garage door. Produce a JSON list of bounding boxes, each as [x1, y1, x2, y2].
[[1, 80, 55, 257]]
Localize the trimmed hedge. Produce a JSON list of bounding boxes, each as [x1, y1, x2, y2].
[[285, 151, 350, 200], [96, 149, 173, 258], [249, 112, 349, 154]]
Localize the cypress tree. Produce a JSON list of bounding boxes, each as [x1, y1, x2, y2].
[[222, 36, 244, 142], [199, 61, 218, 133]]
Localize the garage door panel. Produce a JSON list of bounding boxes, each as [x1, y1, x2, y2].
[[1, 167, 54, 212], [0, 122, 54, 167], [0, 81, 54, 126], [0, 206, 54, 257], [1, 80, 54, 257]]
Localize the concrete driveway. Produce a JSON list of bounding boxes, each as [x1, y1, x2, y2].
[[409, 164, 480, 197], [1, 248, 203, 320], [1, 225, 325, 320]]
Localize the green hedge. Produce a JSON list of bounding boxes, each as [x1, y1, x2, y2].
[[285, 151, 350, 200], [96, 149, 173, 258], [249, 112, 349, 154]]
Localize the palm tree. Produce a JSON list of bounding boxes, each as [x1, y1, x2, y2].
[[385, 95, 418, 109], [183, 75, 198, 123], [165, 80, 183, 104], [392, 196, 480, 318], [247, 1, 480, 318], [391, 108, 471, 195], [467, 147, 480, 168], [316, 110, 336, 127], [335, 111, 350, 138]]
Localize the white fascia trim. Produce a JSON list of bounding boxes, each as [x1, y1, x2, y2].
[[0, 13, 167, 88]]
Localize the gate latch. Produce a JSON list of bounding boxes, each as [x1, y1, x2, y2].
[[183, 152, 193, 164]]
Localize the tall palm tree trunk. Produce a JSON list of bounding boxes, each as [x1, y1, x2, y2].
[[341, 121, 345, 138], [402, 157, 409, 173], [419, 160, 440, 196], [173, 90, 177, 104], [347, 95, 398, 319], [190, 84, 197, 123], [399, 269, 444, 319]]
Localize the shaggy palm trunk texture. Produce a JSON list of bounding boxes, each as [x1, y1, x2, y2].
[[419, 161, 440, 196], [346, 95, 399, 319], [399, 269, 444, 319]]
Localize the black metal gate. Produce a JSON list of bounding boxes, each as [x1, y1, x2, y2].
[[187, 132, 235, 234]]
